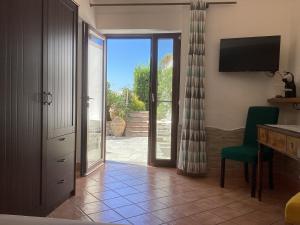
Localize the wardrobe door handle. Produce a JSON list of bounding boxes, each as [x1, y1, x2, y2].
[[57, 179, 65, 184], [47, 92, 53, 105], [57, 158, 66, 163], [42, 92, 48, 105], [42, 92, 53, 105], [58, 137, 66, 141]]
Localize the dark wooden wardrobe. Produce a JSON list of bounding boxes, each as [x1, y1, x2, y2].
[[0, 0, 78, 216]]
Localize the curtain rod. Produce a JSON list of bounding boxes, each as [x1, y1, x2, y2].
[[90, 1, 237, 7]]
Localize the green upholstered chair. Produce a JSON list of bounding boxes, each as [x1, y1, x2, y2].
[[220, 106, 279, 197]]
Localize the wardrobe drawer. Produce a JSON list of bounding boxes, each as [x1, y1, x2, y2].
[[47, 172, 74, 209], [47, 152, 75, 183], [47, 133, 75, 159]]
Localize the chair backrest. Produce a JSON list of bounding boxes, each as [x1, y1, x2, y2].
[[243, 106, 279, 147]]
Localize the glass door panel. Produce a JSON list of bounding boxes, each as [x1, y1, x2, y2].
[[87, 30, 105, 168], [156, 39, 174, 160], [150, 34, 180, 167], [81, 22, 106, 175]]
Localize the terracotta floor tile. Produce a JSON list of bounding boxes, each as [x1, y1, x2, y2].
[[218, 221, 239, 225], [132, 184, 157, 192], [193, 198, 225, 211], [145, 189, 170, 198], [114, 174, 136, 181], [114, 205, 146, 218], [123, 178, 147, 186], [137, 200, 168, 212], [94, 176, 118, 184], [127, 213, 164, 225], [167, 217, 200, 225], [85, 184, 111, 193], [50, 161, 289, 225], [70, 192, 99, 206], [92, 190, 120, 201], [156, 195, 190, 207], [230, 210, 282, 225], [79, 201, 110, 214], [190, 211, 226, 225], [48, 205, 87, 220], [103, 196, 133, 209], [104, 181, 129, 189], [114, 187, 140, 196], [76, 178, 98, 187], [271, 219, 287, 225], [114, 219, 133, 224], [173, 203, 206, 216], [226, 201, 256, 214], [89, 209, 124, 223], [152, 207, 186, 222], [124, 193, 153, 203], [209, 206, 249, 220]]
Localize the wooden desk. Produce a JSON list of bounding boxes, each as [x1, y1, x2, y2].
[[257, 125, 300, 201]]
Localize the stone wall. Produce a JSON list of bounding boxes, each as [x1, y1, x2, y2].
[[206, 127, 244, 177], [178, 126, 300, 190]]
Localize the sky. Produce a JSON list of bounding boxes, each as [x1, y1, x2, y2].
[[107, 38, 173, 91]]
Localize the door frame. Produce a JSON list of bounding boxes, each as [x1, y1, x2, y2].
[[149, 33, 181, 167], [105, 33, 181, 167], [80, 22, 107, 176]]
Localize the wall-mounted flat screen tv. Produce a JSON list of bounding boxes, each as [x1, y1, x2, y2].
[[219, 36, 281, 72]]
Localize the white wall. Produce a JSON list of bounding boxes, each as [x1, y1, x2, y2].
[[289, 0, 300, 124], [94, 0, 298, 130], [74, 0, 96, 26]]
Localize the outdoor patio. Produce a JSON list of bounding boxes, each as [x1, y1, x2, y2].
[[106, 136, 148, 165]]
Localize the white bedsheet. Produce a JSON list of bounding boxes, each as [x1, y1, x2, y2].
[[0, 215, 120, 225]]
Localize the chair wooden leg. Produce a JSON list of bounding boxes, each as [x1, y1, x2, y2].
[[269, 160, 274, 190], [244, 162, 249, 183], [251, 162, 257, 198], [220, 158, 225, 188]]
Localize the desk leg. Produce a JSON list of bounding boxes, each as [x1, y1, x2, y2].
[[258, 144, 263, 201]]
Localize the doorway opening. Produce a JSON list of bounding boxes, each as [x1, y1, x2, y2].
[[81, 30, 181, 175], [106, 38, 151, 165], [105, 34, 180, 167]]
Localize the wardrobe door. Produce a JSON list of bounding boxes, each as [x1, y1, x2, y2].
[[0, 0, 43, 215], [44, 0, 78, 210], [45, 0, 77, 139]]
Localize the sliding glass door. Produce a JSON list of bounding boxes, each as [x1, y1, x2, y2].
[[81, 22, 106, 175], [149, 34, 181, 167]]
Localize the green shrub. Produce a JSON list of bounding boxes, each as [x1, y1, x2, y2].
[[130, 94, 145, 111], [133, 65, 150, 110]]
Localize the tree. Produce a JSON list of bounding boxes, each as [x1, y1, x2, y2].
[[157, 54, 173, 120], [133, 65, 150, 110], [132, 54, 173, 119]]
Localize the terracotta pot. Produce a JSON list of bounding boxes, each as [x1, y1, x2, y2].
[[110, 116, 126, 137], [109, 106, 117, 120]]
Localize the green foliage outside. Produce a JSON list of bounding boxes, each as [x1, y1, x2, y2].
[[107, 54, 173, 121], [133, 65, 150, 110], [157, 54, 173, 120], [107, 84, 145, 120]]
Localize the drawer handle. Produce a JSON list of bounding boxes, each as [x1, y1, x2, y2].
[[58, 137, 66, 141], [57, 179, 65, 184], [57, 158, 66, 163]]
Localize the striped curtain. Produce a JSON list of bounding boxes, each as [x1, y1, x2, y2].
[[177, 0, 207, 176]]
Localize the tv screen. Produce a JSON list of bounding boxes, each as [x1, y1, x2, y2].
[[219, 36, 281, 72]]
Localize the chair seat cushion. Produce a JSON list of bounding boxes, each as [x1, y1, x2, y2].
[[285, 192, 300, 224], [221, 145, 273, 162]]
